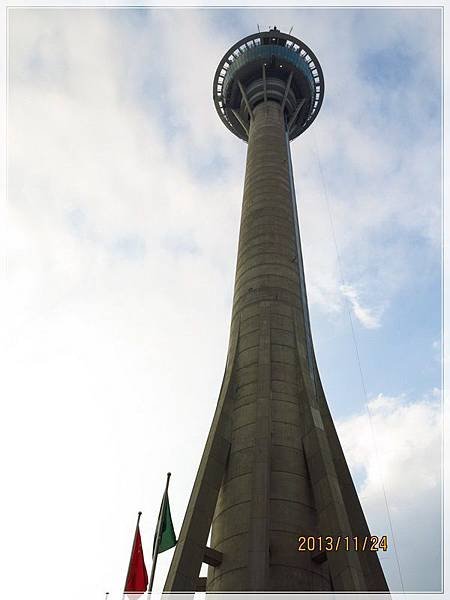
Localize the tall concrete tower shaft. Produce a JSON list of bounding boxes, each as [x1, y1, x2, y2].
[[164, 29, 389, 592]]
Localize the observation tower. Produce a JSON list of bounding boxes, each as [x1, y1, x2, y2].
[[164, 28, 389, 592]]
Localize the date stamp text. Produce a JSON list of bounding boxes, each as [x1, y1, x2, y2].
[[298, 535, 388, 552]]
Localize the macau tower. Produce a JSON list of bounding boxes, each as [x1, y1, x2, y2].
[[164, 28, 389, 593]]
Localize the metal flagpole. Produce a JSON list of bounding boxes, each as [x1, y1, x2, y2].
[[147, 472, 171, 595], [123, 511, 143, 599]]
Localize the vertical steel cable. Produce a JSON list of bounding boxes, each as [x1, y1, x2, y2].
[[311, 130, 406, 593]]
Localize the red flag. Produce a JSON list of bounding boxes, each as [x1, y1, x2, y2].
[[124, 513, 148, 597]]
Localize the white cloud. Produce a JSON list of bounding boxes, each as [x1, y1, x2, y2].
[[340, 283, 383, 329], [336, 390, 442, 591]]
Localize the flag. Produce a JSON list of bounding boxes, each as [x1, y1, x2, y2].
[[153, 492, 177, 555], [148, 473, 177, 592], [124, 514, 148, 598]]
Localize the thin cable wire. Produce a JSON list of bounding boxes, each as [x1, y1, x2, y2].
[[311, 130, 406, 594]]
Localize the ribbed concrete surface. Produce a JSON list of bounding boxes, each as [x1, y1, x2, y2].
[[165, 100, 389, 593], [208, 101, 329, 591]]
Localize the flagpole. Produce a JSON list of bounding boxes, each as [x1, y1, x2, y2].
[[123, 511, 143, 598], [148, 472, 171, 595]]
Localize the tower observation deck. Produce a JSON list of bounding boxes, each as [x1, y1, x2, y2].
[[213, 28, 324, 142], [164, 29, 389, 592]]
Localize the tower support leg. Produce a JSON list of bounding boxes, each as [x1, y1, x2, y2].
[[163, 320, 240, 591]]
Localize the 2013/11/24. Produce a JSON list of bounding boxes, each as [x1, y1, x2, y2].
[[298, 535, 388, 552]]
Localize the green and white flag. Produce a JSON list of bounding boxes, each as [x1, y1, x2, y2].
[[154, 492, 177, 554], [148, 473, 177, 592]]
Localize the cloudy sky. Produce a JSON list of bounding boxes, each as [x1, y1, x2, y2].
[[3, 5, 443, 600]]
